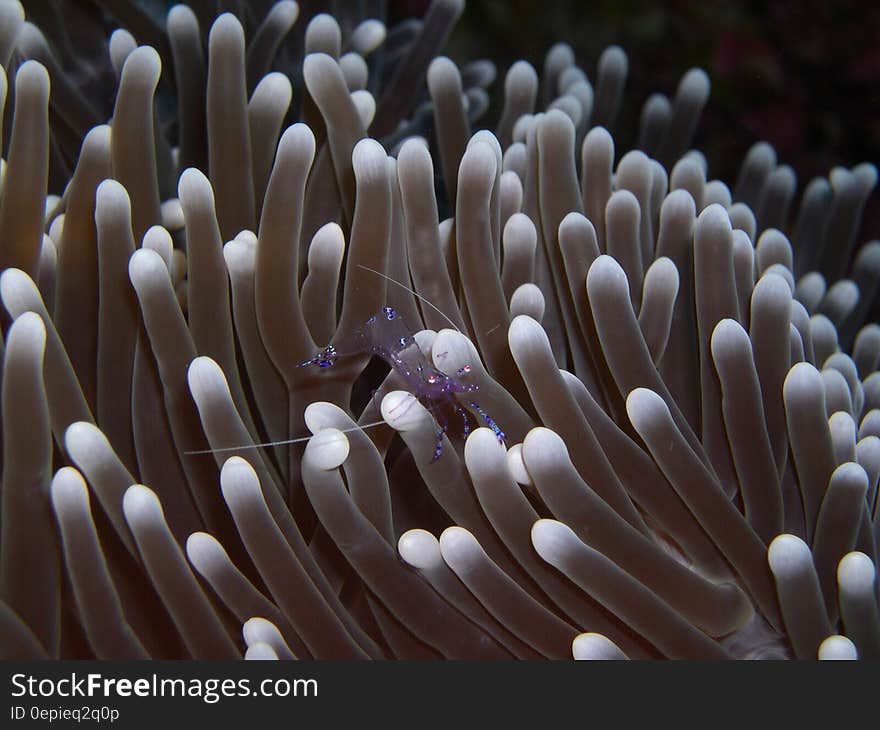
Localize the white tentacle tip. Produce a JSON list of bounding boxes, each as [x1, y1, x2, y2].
[[122, 484, 163, 525], [836, 551, 876, 593], [398, 529, 442, 570], [96, 178, 131, 211], [352, 138, 389, 183], [187, 356, 231, 401], [7, 310, 46, 350], [49, 467, 89, 513], [303, 427, 350, 471], [625, 387, 668, 429], [463, 427, 507, 467], [438, 526, 479, 569], [209, 12, 245, 45], [128, 247, 170, 287], [767, 533, 811, 577], [530, 518, 575, 564], [185, 531, 225, 570], [0, 267, 41, 315], [121, 45, 162, 84], [15, 59, 50, 98], [505, 444, 533, 486], [572, 633, 629, 660], [818, 635, 858, 660], [220, 455, 260, 488], [380, 391, 423, 432]]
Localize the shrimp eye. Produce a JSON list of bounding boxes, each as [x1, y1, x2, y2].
[[398, 336, 407, 348], [382, 306, 396, 320], [427, 374, 438, 384]]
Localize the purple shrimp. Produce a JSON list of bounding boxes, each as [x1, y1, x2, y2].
[[298, 306, 505, 461]]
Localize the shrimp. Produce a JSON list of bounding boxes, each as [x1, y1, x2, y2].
[[186, 270, 506, 461], [298, 305, 506, 461]]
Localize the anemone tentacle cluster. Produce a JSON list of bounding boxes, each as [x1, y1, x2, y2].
[[0, 0, 878, 661]]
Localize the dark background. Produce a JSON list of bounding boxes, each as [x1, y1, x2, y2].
[[397, 0, 880, 245]]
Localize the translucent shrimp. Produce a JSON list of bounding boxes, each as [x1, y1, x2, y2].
[[299, 306, 506, 461], [186, 267, 506, 461]]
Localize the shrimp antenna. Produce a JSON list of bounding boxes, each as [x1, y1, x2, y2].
[[357, 264, 462, 334], [184, 418, 393, 455]]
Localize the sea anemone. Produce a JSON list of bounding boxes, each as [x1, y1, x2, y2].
[[0, 0, 878, 660]]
